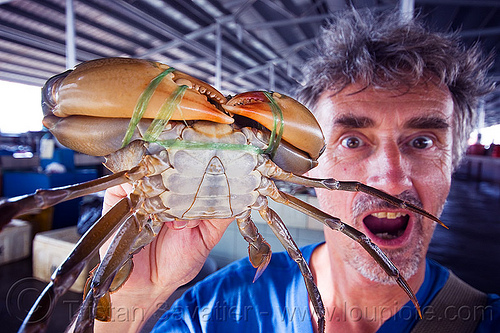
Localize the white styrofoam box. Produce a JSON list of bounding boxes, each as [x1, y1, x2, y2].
[[32, 226, 98, 293], [0, 219, 32, 265]]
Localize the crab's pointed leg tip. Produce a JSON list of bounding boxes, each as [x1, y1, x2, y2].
[[252, 255, 271, 283], [252, 268, 263, 283], [252, 262, 267, 283], [417, 305, 423, 319], [407, 203, 448, 229], [435, 218, 449, 229], [396, 275, 421, 319]]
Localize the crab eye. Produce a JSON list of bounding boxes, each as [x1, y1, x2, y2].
[[341, 136, 364, 149], [410, 136, 434, 149]]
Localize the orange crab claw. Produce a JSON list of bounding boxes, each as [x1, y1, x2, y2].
[[224, 91, 325, 160], [42, 57, 233, 124]]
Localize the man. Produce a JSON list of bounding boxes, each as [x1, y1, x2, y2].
[[94, 9, 499, 333]]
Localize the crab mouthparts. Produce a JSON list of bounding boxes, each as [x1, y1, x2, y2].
[[363, 212, 409, 239]]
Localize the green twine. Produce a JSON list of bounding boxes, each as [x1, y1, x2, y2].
[[121, 67, 176, 147], [156, 139, 264, 154], [143, 85, 188, 142], [262, 91, 284, 158], [121, 72, 281, 158]]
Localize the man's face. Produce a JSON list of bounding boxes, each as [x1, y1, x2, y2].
[[309, 83, 454, 283]]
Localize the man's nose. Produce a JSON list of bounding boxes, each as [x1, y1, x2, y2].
[[365, 142, 412, 195]]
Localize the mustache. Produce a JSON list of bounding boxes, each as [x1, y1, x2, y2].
[[352, 190, 423, 220]]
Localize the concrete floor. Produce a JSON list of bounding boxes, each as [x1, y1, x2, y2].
[[0, 256, 81, 333], [1, 176, 499, 332]]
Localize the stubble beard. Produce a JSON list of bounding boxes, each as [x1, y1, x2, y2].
[[345, 191, 427, 285]]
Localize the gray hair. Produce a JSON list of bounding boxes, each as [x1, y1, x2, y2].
[[296, 9, 494, 169]]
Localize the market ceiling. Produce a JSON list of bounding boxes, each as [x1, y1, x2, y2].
[[1, 0, 499, 127]]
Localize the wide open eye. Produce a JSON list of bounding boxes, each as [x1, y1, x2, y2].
[[341, 136, 364, 149], [410, 136, 434, 149]]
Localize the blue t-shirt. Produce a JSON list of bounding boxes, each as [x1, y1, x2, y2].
[[152, 243, 500, 332]]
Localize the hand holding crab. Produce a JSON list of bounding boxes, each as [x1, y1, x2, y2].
[[93, 183, 234, 332]]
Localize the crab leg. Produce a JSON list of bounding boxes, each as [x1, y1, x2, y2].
[[18, 196, 135, 333], [257, 159, 447, 228], [0, 165, 147, 230], [257, 202, 325, 333], [235, 210, 272, 282], [268, 189, 422, 318], [74, 209, 152, 333]]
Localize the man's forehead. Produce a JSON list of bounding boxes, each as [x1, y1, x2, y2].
[[323, 82, 453, 104], [316, 82, 454, 126]]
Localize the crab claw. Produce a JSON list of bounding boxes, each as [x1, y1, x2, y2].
[[224, 91, 325, 160], [42, 57, 233, 124], [42, 115, 150, 156]]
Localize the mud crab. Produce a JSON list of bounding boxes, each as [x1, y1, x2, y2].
[[0, 57, 446, 333]]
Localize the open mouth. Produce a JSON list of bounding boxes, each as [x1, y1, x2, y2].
[[363, 212, 410, 240]]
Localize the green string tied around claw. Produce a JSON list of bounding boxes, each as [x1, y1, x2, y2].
[[262, 91, 284, 158], [143, 85, 188, 142], [121, 67, 176, 148]]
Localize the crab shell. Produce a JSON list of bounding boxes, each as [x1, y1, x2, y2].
[[42, 57, 326, 171]]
